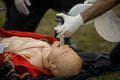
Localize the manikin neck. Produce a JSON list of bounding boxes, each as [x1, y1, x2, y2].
[[41, 48, 50, 69]]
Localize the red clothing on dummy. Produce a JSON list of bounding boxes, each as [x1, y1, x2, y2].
[[0, 28, 57, 78], [0, 28, 57, 44]]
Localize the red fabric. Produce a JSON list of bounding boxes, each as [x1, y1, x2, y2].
[[0, 28, 57, 44], [0, 52, 52, 78], [0, 28, 58, 78]]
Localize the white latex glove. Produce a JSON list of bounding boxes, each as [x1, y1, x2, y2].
[[54, 13, 84, 38], [84, 0, 96, 4], [14, 0, 31, 15]]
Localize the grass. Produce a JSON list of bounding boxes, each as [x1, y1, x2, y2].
[[0, 1, 6, 26], [0, 1, 120, 80]]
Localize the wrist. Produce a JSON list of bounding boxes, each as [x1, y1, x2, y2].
[[76, 14, 84, 25]]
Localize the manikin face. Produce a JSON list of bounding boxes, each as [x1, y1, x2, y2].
[[47, 41, 82, 77]]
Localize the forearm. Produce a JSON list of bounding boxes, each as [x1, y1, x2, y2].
[[81, 0, 119, 23]]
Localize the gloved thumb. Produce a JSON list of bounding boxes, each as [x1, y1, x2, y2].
[[56, 29, 71, 38], [56, 13, 67, 19]]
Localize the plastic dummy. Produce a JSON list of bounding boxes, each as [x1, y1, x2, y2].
[[0, 28, 82, 80]]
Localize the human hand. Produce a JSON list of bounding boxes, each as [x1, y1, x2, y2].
[[14, 0, 31, 15], [54, 13, 84, 38]]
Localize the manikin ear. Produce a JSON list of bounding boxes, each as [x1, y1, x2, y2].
[[49, 61, 57, 70]]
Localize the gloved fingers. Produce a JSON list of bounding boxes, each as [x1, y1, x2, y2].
[[15, 4, 23, 14], [15, 1, 30, 15], [19, 2, 30, 15], [56, 29, 69, 38], [54, 26, 63, 33], [25, 0, 31, 6], [56, 13, 67, 19], [56, 29, 65, 38], [55, 13, 81, 38]]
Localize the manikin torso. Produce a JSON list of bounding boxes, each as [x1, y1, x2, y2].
[[0, 36, 51, 69]]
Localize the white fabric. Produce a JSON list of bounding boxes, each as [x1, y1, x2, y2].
[[14, 0, 31, 15], [95, 10, 120, 42]]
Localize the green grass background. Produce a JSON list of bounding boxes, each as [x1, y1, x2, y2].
[[0, 1, 120, 80]]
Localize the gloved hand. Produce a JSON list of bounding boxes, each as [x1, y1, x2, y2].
[[84, 0, 96, 4], [14, 0, 31, 15], [54, 13, 84, 38]]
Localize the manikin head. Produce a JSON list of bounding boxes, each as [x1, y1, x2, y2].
[[47, 41, 82, 77]]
